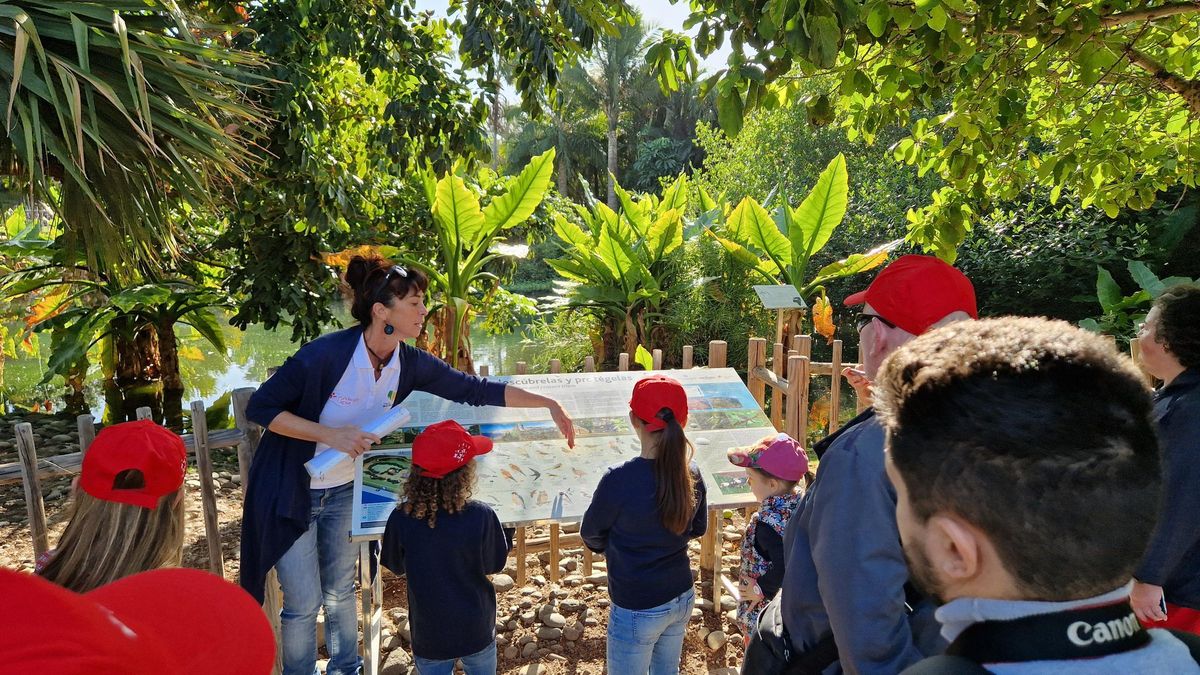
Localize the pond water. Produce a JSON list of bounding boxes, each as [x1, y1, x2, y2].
[[0, 314, 539, 428]]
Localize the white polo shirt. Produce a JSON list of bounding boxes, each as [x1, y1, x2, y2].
[[310, 337, 402, 489]]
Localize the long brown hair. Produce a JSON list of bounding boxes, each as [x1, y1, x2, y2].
[[401, 462, 476, 528], [649, 407, 697, 535], [39, 471, 185, 593]]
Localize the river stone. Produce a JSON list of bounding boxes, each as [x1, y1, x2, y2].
[[492, 573, 515, 592]]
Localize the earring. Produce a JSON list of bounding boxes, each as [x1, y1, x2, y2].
[[384, 323, 394, 335]]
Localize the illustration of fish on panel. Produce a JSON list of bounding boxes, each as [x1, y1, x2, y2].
[[511, 492, 526, 508]]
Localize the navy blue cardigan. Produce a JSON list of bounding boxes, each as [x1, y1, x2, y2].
[[239, 327, 507, 602]]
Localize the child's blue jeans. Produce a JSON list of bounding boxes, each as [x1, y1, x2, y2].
[[606, 587, 695, 674], [413, 641, 497, 675]]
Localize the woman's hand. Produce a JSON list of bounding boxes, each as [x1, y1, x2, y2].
[[1131, 580, 1167, 623], [549, 401, 576, 448], [321, 425, 380, 458]]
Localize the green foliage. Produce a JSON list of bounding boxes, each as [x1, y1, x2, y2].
[[707, 154, 900, 310], [545, 173, 689, 361], [1080, 261, 1198, 342], [0, 0, 266, 277], [654, 0, 1200, 260], [404, 149, 557, 372]]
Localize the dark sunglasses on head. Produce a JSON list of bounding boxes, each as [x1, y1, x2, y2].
[[856, 312, 898, 332], [373, 265, 409, 301]]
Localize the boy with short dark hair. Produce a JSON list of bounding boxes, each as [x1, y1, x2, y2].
[[875, 317, 1200, 673]]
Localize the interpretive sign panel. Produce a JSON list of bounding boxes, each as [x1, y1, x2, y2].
[[351, 368, 776, 537], [753, 284, 806, 310]]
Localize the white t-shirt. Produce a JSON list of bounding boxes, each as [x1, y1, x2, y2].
[[310, 337, 401, 489]]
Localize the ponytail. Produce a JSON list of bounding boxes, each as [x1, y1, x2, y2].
[[652, 407, 697, 535]]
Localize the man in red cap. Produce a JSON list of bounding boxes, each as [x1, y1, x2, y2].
[[744, 255, 977, 675]]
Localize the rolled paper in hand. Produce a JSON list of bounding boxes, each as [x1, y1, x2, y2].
[[304, 405, 412, 480]]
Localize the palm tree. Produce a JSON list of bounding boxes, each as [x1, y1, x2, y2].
[[0, 1, 265, 277], [582, 14, 648, 209]]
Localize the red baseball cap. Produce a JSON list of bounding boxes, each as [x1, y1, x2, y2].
[[728, 432, 809, 482], [2, 567, 275, 674], [629, 375, 689, 431], [845, 254, 977, 335], [412, 420, 494, 479], [79, 420, 187, 509]]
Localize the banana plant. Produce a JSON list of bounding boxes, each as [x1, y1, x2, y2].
[[706, 153, 901, 341], [400, 148, 555, 373], [546, 173, 689, 363]]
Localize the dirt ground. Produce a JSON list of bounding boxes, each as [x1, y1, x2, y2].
[[0, 414, 749, 674]]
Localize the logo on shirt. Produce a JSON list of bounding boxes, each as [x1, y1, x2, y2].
[[328, 391, 357, 407]]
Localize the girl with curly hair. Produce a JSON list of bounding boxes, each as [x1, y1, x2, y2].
[[381, 420, 512, 674]]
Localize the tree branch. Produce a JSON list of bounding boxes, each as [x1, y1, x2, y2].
[[1124, 45, 1200, 116], [1100, 1, 1200, 28]]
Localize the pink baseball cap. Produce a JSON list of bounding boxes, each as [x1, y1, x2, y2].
[[728, 433, 809, 482]]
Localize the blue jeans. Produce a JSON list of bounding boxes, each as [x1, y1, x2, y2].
[[607, 587, 695, 675], [276, 483, 362, 675], [413, 642, 497, 675]]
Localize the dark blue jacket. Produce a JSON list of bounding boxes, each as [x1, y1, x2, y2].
[[580, 457, 708, 610], [781, 410, 944, 674], [381, 501, 512, 660], [1137, 368, 1200, 609], [239, 326, 507, 602]]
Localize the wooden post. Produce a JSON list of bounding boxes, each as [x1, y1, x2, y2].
[[14, 423, 48, 558], [265, 570, 284, 673], [515, 526, 528, 585], [479, 364, 490, 377], [581, 355, 595, 574], [652, 349, 663, 370], [231, 388, 259, 493], [583, 356, 596, 372], [682, 345, 694, 369], [190, 401, 224, 576], [708, 340, 728, 368], [785, 356, 805, 440], [618, 352, 629, 371], [771, 343, 786, 431], [548, 359, 562, 583], [775, 309, 786, 346], [746, 338, 768, 407], [77, 414, 96, 456], [136, 406, 152, 421], [359, 541, 381, 675], [829, 340, 844, 435], [516, 361, 528, 375], [709, 509, 721, 614]]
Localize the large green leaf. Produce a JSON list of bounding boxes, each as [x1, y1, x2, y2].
[[181, 307, 226, 353], [727, 196, 792, 267], [1127, 261, 1164, 298], [789, 153, 848, 264], [659, 173, 689, 213], [807, 239, 902, 290], [646, 208, 683, 263], [613, 180, 649, 234], [552, 213, 593, 252], [433, 174, 486, 249], [1096, 267, 1122, 312], [706, 229, 781, 280], [482, 147, 555, 233], [596, 222, 644, 291]]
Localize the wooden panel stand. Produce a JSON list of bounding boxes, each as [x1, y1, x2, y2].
[[231, 388, 261, 494], [581, 356, 595, 575], [829, 340, 843, 435], [515, 526, 528, 584], [583, 356, 596, 373], [516, 362, 528, 375], [771, 343, 785, 431], [709, 509, 721, 614], [359, 541, 382, 675], [14, 423, 48, 558], [77, 414, 96, 455], [548, 359, 562, 584], [746, 338, 768, 407], [682, 345, 694, 369], [190, 400, 224, 576]]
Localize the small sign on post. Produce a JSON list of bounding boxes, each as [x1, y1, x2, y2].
[[754, 284, 807, 345]]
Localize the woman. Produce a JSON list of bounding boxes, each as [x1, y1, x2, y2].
[[1131, 283, 1200, 634], [240, 256, 574, 675], [39, 420, 187, 593], [581, 375, 707, 674]]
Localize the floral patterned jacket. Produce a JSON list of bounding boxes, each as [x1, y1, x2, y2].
[[737, 491, 802, 636]]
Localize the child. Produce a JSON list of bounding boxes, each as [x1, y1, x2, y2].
[[727, 432, 807, 641], [381, 420, 512, 675], [39, 420, 187, 593], [581, 375, 708, 675]]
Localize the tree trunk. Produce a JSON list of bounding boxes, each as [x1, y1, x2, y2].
[[111, 318, 161, 385], [606, 115, 619, 209], [157, 319, 183, 391], [556, 122, 570, 196]]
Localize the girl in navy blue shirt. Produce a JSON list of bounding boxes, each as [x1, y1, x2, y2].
[[581, 375, 708, 674], [382, 419, 511, 675]]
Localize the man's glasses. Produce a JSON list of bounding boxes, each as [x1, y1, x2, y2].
[[856, 312, 898, 333]]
